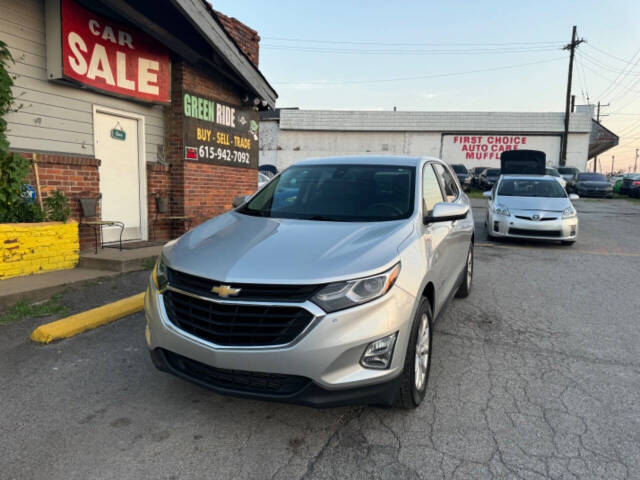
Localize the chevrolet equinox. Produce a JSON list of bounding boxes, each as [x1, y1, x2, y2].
[[144, 156, 475, 408]]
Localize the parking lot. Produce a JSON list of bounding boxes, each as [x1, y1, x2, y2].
[[2, 198, 639, 480]]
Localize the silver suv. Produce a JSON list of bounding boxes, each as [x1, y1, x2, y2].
[[144, 156, 475, 408]]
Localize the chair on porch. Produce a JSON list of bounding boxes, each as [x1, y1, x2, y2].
[[152, 195, 192, 241], [78, 194, 125, 254]]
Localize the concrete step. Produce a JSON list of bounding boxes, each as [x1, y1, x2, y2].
[[78, 245, 162, 273]]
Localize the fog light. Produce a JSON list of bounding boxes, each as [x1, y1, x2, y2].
[[360, 332, 398, 369], [570, 225, 576, 236]]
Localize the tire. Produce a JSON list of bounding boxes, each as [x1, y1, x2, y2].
[[561, 240, 575, 246], [394, 299, 433, 409], [455, 243, 473, 298]]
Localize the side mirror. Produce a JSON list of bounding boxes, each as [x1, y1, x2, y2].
[[232, 195, 249, 208], [569, 193, 580, 200], [424, 202, 469, 224], [482, 191, 492, 198]]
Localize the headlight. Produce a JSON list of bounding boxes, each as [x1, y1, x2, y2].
[[311, 263, 401, 313], [562, 206, 577, 218], [494, 204, 510, 216], [152, 257, 168, 292]]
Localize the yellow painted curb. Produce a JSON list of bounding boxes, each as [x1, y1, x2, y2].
[[30, 292, 145, 344]]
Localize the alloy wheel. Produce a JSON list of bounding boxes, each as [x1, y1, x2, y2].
[[414, 313, 430, 391]]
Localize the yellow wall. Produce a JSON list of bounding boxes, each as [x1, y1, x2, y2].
[[0, 222, 79, 280]]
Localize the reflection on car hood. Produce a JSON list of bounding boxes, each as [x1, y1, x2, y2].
[[496, 195, 570, 212], [163, 211, 414, 284]]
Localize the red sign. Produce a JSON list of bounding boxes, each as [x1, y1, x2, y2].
[[61, 0, 170, 103], [451, 135, 528, 161]]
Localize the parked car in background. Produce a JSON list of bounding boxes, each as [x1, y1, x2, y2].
[[258, 172, 270, 189], [480, 168, 501, 190], [620, 174, 640, 196], [450, 164, 472, 192], [574, 173, 613, 198], [545, 167, 567, 190], [145, 156, 475, 409], [484, 176, 579, 245], [556, 167, 580, 192], [470, 167, 489, 188], [609, 174, 625, 186]]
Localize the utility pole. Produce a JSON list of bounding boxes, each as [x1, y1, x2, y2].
[[561, 26, 584, 166], [593, 101, 610, 172], [635, 148, 638, 173], [611, 155, 614, 174]]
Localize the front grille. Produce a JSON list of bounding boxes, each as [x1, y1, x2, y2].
[[515, 215, 558, 221], [509, 228, 562, 238], [163, 349, 311, 396], [163, 290, 314, 346], [167, 268, 322, 302]]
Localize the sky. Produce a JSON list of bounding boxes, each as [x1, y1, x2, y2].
[[214, 0, 640, 171]]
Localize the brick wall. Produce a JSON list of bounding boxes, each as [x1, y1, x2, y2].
[[0, 221, 79, 279], [165, 60, 258, 234], [213, 10, 260, 66], [19, 153, 100, 251], [147, 162, 173, 241]]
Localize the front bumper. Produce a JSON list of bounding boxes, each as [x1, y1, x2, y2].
[[149, 347, 402, 407], [144, 279, 416, 406], [489, 213, 578, 241], [576, 188, 612, 197]]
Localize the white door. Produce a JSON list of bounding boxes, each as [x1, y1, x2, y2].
[[95, 111, 143, 243]]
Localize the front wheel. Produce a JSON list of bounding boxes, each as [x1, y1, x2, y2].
[[455, 243, 473, 298], [394, 299, 433, 409]]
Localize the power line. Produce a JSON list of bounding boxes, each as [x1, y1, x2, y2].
[[577, 59, 640, 95], [579, 51, 640, 76], [262, 36, 565, 47], [596, 45, 640, 100], [272, 56, 566, 85], [584, 43, 639, 64], [261, 44, 562, 55]]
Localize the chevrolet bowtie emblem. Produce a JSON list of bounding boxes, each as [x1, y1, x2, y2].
[[211, 284, 241, 298]]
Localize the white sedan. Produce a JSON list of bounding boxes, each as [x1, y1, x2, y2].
[[484, 174, 579, 245]]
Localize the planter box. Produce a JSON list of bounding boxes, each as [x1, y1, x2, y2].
[[0, 221, 79, 280]]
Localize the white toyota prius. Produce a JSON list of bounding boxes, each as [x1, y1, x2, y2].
[[484, 175, 579, 245]]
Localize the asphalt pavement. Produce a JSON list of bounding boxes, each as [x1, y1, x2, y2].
[[2, 199, 639, 480]]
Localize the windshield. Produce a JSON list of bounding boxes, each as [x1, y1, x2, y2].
[[451, 164, 468, 174], [577, 173, 606, 182], [239, 164, 416, 221], [557, 167, 578, 175], [545, 168, 560, 177], [486, 169, 501, 176], [497, 179, 567, 198]]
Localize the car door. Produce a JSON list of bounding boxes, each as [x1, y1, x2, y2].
[[421, 162, 452, 316], [432, 163, 472, 297]]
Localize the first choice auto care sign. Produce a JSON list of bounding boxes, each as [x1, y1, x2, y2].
[[183, 91, 259, 169], [441, 134, 561, 167], [60, 0, 170, 103]]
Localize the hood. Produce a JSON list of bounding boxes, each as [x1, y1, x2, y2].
[[162, 212, 414, 284], [500, 150, 546, 175], [496, 195, 570, 212]]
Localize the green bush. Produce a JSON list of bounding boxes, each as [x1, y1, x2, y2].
[[44, 189, 71, 222], [0, 40, 46, 223]]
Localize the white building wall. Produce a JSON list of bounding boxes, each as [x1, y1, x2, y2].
[[260, 109, 593, 172], [0, 0, 165, 162]]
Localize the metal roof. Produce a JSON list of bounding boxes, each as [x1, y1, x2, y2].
[[277, 110, 593, 133]]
